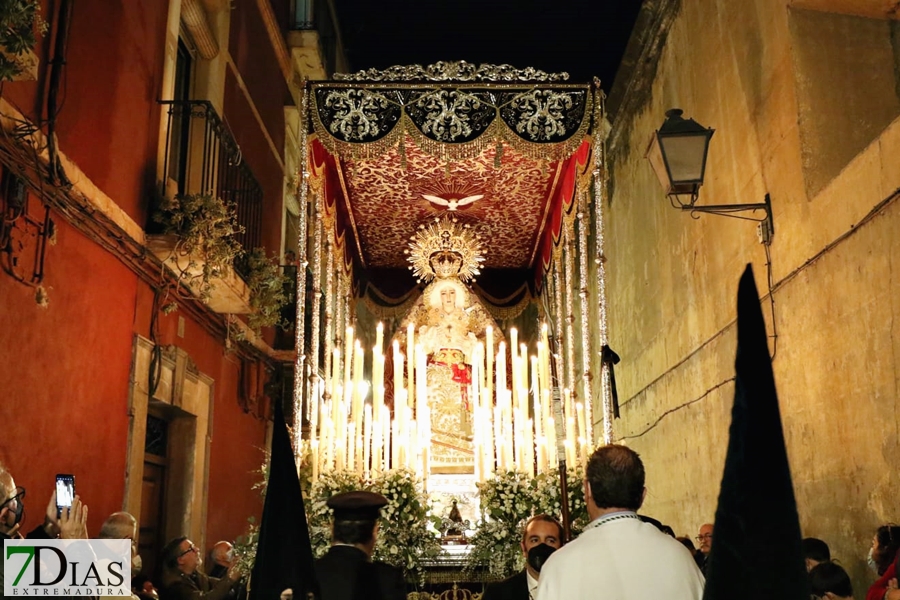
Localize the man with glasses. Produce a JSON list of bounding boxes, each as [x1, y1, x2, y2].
[[159, 536, 241, 600], [695, 523, 713, 575], [1, 461, 90, 590]]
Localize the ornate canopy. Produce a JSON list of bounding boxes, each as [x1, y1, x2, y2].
[[304, 61, 602, 305]]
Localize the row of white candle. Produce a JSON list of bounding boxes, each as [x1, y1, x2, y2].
[[306, 322, 593, 482]]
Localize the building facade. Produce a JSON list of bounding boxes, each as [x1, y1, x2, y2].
[[0, 0, 342, 575], [607, 0, 900, 590]]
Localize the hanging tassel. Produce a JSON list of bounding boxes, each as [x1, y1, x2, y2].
[[601, 345, 621, 418], [399, 137, 407, 170], [494, 140, 503, 168]]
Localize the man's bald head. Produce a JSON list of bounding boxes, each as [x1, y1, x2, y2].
[[0, 462, 14, 501], [211, 541, 233, 567], [99, 512, 137, 540]]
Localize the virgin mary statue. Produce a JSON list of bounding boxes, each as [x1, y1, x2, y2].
[[396, 276, 499, 473], [397, 215, 501, 474]]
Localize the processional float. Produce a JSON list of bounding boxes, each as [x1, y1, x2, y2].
[[290, 61, 615, 535]]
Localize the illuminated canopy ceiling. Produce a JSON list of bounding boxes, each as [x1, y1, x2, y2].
[[306, 62, 601, 296]]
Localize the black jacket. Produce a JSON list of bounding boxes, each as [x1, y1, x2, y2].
[[482, 571, 528, 600], [314, 546, 406, 600]]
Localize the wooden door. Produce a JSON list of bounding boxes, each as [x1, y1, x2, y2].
[[139, 413, 169, 580]]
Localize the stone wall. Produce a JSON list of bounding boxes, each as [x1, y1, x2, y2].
[[606, 0, 900, 590]]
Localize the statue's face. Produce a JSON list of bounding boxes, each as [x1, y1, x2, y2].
[[440, 288, 456, 314]]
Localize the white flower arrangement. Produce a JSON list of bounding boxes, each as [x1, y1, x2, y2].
[[304, 469, 442, 584]]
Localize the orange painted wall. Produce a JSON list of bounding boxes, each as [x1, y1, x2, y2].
[[224, 69, 286, 257], [55, 0, 169, 226], [1, 0, 283, 550], [0, 207, 136, 537]]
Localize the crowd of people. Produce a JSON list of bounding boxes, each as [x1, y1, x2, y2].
[[2, 449, 899, 600]]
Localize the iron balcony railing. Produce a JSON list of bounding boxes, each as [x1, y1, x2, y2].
[[293, 0, 314, 30], [159, 100, 263, 271], [291, 0, 339, 76]]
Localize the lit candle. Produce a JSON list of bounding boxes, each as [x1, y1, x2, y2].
[[407, 323, 415, 409], [547, 416, 557, 468], [363, 404, 372, 476], [393, 341, 403, 402], [496, 342, 506, 398], [494, 405, 503, 471], [344, 327, 354, 400], [510, 329, 518, 412], [347, 422, 356, 471], [416, 344, 427, 430], [372, 414, 381, 477], [375, 322, 384, 355], [525, 419, 535, 477], [310, 378, 321, 444], [382, 406, 391, 472], [390, 418, 399, 470], [576, 402, 587, 458], [520, 344, 529, 414], [513, 407, 522, 468], [482, 388, 493, 476], [486, 326, 494, 402], [540, 323, 551, 396], [331, 348, 341, 412], [409, 418, 418, 472], [536, 341, 545, 396]]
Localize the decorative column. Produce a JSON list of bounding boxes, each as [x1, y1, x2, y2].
[[592, 85, 614, 444], [323, 236, 335, 403], [308, 199, 324, 426], [292, 81, 310, 458], [563, 227, 577, 397], [551, 258, 565, 402], [576, 191, 594, 445]]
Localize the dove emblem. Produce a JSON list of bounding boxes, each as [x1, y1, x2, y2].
[[422, 194, 484, 211]]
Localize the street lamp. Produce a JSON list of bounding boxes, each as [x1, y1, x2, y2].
[[646, 108, 773, 244]]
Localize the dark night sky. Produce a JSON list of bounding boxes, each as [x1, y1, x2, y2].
[[331, 0, 643, 91]]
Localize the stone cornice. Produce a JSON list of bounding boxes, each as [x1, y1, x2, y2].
[[606, 0, 681, 156]]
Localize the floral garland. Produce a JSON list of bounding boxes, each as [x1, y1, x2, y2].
[[305, 469, 442, 584], [466, 467, 588, 578], [232, 448, 587, 584]]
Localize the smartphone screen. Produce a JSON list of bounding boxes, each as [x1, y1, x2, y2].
[[56, 474, 75, 515]]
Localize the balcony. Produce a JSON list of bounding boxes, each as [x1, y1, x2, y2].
[[159, 100, 263, 270], [153, 100, 264, 313]]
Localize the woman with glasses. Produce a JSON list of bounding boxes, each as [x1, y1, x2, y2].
[[865, 524, 900, 600]]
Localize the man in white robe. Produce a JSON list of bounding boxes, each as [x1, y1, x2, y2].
[[536, 445, 704, 600]]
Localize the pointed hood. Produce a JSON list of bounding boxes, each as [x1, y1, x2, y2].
[[703, 265, 808, 600], [249, 401, 318, 600]]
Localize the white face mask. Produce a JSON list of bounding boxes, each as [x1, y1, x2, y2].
[[867, 547, 878, 573], [132, 553, 143, 577]]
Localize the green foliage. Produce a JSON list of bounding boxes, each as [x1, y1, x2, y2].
[[369, 470, 442, 581], [245, 247, 291, 334], [0, 0, 46, 82], [305, 470, 370, 558], [232, 517, 259, 577], [153, 193, 244, 300]]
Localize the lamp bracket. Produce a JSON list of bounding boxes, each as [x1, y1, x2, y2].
[[675, 193, 774, 245]]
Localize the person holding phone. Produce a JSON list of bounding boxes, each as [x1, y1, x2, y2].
[[159, 536, 242, 600], [1, 462, 90, 591]]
